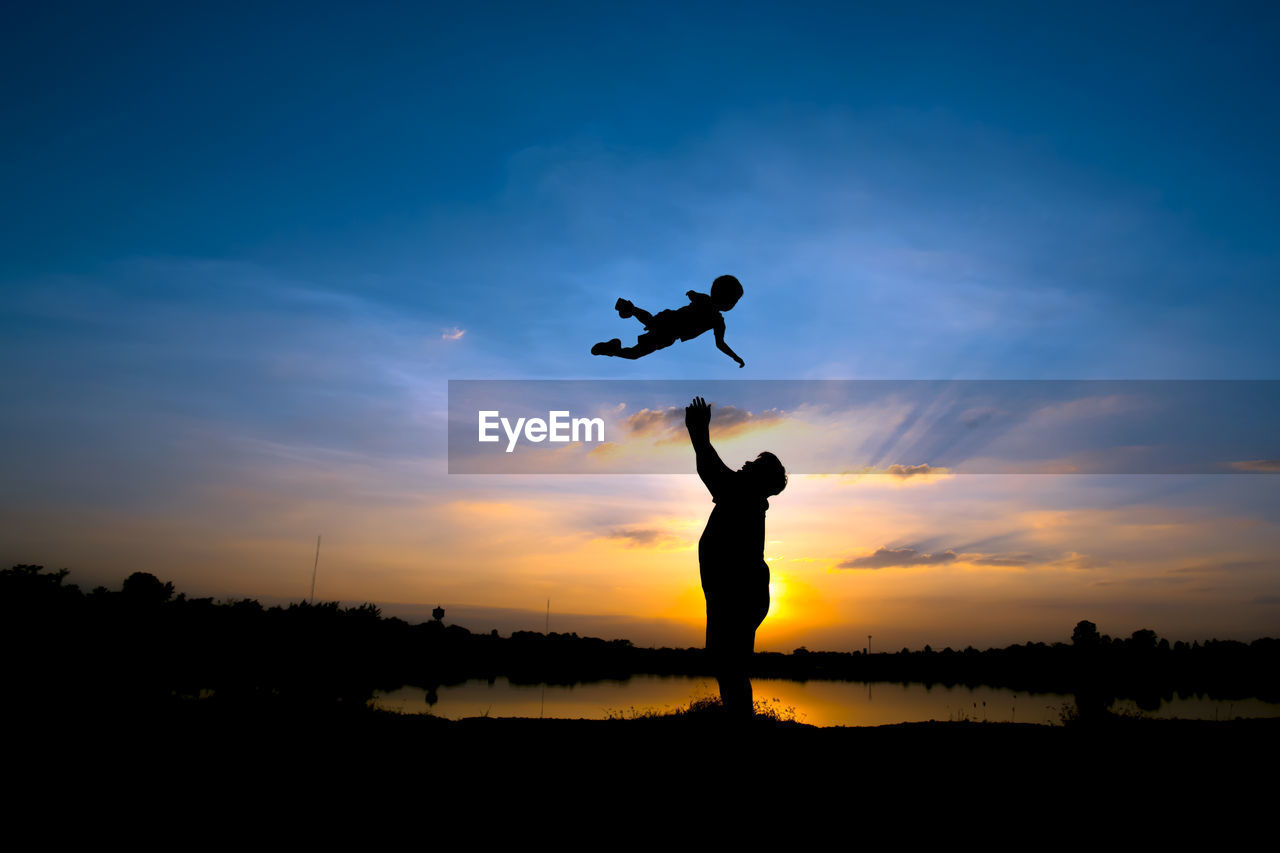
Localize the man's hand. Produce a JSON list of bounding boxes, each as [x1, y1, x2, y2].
[[685, 396, 711, 430], [686, 395, 729, 489]]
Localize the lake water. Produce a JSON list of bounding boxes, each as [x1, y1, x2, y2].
[[372, 675, 1280, 726]]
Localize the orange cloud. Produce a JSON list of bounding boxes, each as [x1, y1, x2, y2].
[[623, 404, 788, 444], [838, 547, 960, 570], [598, 527, 684, 550], [1231, 459, 1280, 472]]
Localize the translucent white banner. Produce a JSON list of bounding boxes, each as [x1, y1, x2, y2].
[[447, 380, 1280, 475]]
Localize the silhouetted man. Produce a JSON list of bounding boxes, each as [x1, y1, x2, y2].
[[685, 396, 787, 716]]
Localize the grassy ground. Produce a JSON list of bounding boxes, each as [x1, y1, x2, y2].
[[12, 696, 1278, 828]]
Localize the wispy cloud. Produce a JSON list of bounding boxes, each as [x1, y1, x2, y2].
[[838, 546, 960, 570], [623, 403, 788, 443], [442, 326, 466, 341], [601, 527, 681, 549], [885, 463, 939, 479], [1168, 560, 1276, 575], [1230, 459, 1280, 472], [835, 544, 1098, 571]]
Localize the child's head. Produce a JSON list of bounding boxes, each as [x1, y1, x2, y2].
[[711, 274, 743, 311], [743, 451, 787, 497]]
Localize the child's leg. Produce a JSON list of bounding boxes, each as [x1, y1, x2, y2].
[[616, 298, 655, 326], [594, 321, 676, 359], [612, 328, 675, 359], [614, 339, 659, 359], [592, 335, 664, 358]]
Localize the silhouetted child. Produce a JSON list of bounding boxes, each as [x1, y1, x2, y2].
[[684, 395, 787, 717], [592, 274, 746, 367]]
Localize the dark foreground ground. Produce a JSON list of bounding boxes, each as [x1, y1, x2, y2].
[[16, 699, 1279, 824]]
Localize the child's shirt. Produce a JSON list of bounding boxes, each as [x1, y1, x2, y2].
[[651, 292, 725, 342]]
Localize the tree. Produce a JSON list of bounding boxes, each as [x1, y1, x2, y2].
[[1129, 628, 1158, 651], [1071, 620, 1101, 648], [121, 572, 175, 604]]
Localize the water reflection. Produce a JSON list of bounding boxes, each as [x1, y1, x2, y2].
[[373, 676, 1280, 725], [373, 676, 1066, 725], [1109, 695, 1280, 721]]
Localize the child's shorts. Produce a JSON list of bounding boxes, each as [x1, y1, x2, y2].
[[638, 310, 680, 350]]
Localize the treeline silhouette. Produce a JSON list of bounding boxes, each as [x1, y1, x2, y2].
[[771, 624, 1280, 715], [4, 565, 1278, 717]]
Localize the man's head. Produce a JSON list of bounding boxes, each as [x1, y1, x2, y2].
[[742, 451, 787, 497], [711, 274, 743, 311]]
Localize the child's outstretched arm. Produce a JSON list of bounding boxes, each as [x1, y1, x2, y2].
[[713, 319, 745, 368], [685, 396, 732, 496]]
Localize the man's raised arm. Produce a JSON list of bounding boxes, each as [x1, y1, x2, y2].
[[686, 396, 731, 495]]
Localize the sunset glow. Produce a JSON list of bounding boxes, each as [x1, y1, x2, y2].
[[3, 3, 1277, 654]]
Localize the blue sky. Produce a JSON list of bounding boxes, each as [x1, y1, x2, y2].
[[6, 2, 1279, 379], [2, 2, 1278, 645]]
